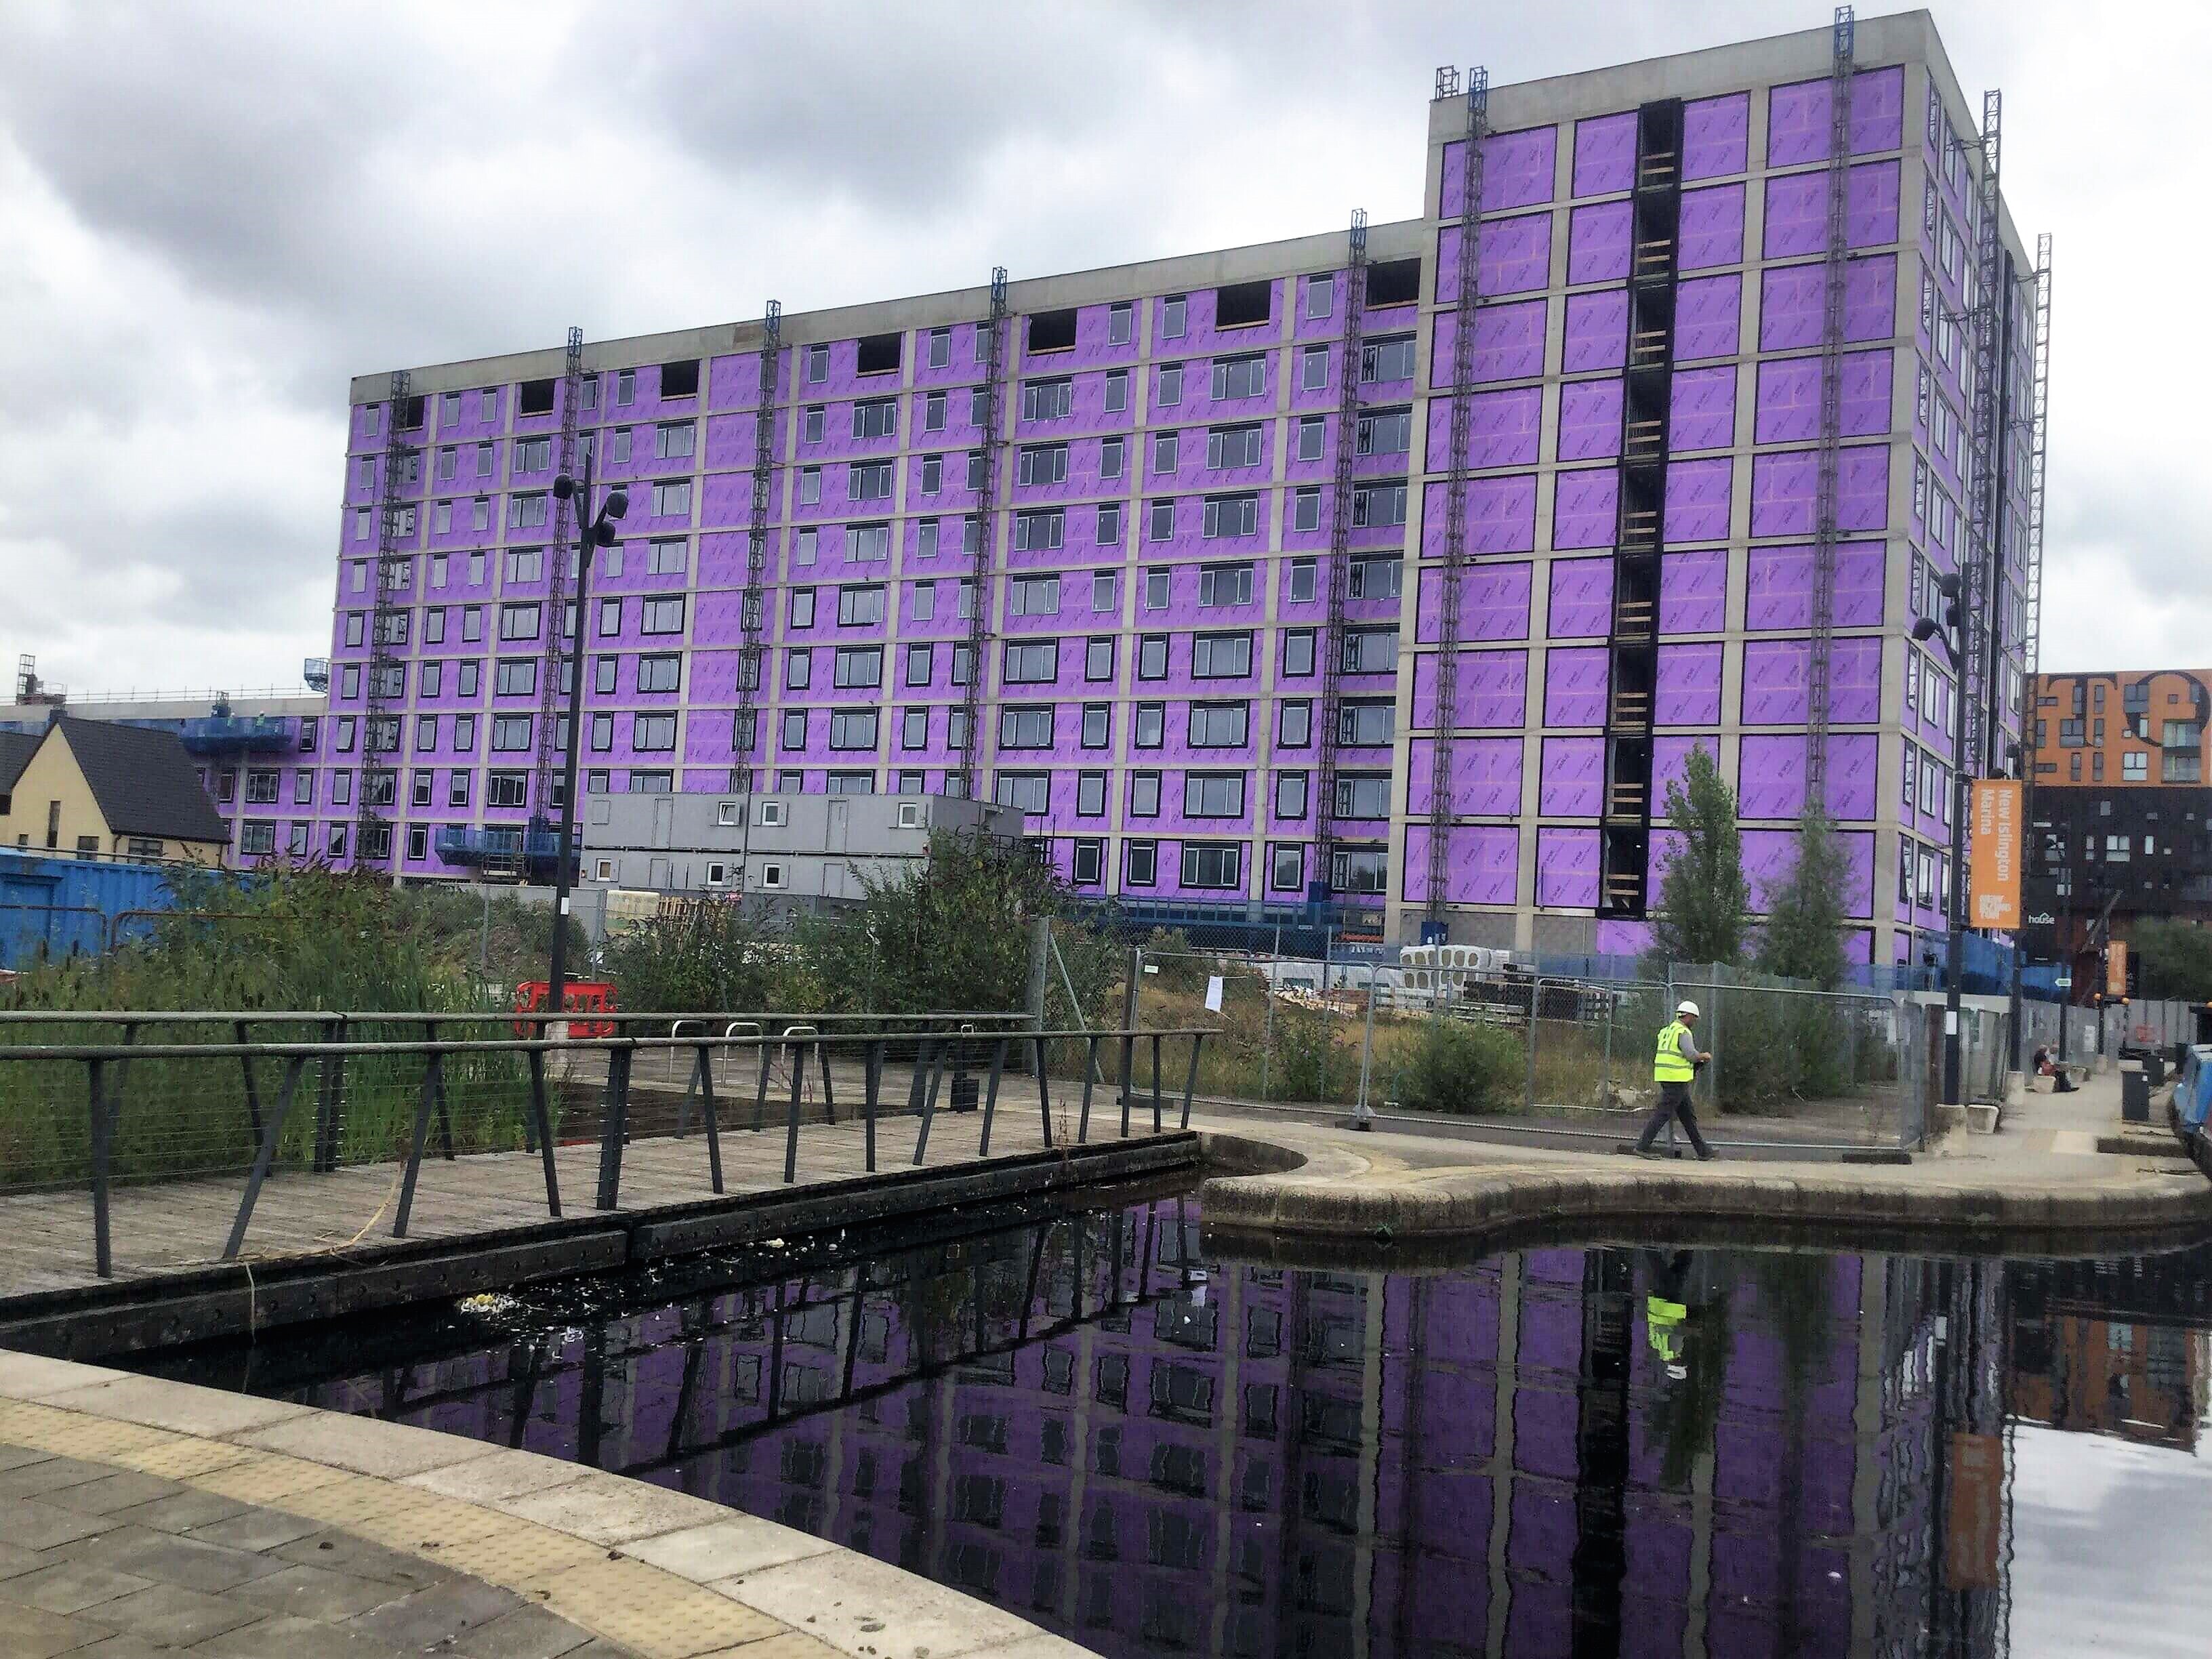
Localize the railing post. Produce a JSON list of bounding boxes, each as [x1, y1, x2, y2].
[[426, 1019, 457, 1161], [1078, 1036, 1099, 1145], [753, 1030, 774, 1133], [977, 1036, 1008, 1156], [392, 1050, 445, 1238], [1181, 1033, 1204, 1130], [816, 1036, 838, 1126], [87, 1059, 112, 1279], [526, 1048, 562, 1216], [1524, 978, 1541, 1113], [783, 1033, 805, 1185], [1151, 1033, 1164, 1133], [594, 1044, 634, 1210], [913, 1036, 951, 1166], [697, 1044, 724, 1194], [1034, 1035, 1053, 1149], [224, 1058, 308, 1261], [863, 1040, 883, 1172], [234, 1019, 266, 1170]]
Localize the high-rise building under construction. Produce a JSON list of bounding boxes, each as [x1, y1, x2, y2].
[[309, 9, 2045, 970]]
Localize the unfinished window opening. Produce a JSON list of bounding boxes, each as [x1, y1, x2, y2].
[[1623, 367, 1670, 461], [1618, 464, 1665, 554], [856, 333, 901, 375], [659, 359, 700, 398], [1366, 259, 1420, 308], [1027, 309, 1078, 353], [396, 394, 427, 430], [517, 380, 555, 417], [1214, 281, 1271, 329]]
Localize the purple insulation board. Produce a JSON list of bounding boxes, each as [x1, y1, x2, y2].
[[1562, 289, 1629, 373], [1682, 92, 1751, 180], [1411, 649, 1530, 729], [1654, 643, 1723, 725], [1401, 824, 1519, 905], [1539, 736, 1605, 816], [1660, 550, 1726, 632], [1652, 737, 1719, 812], [1761, 161, 1901, 260], [1422, 475, 1538, 557], [1547, 558, 1615, 639], [1574, 111, 1639, 197], [1663, 457, 1733, 542], [1558, 378, 1624, 462], [1759, 255, 1897, 351], [1753, 351, 1892, 443], [1738, 733, 1880, 822], [1441, 125, 1559, 217], [1536, 827, 1601, 908], [1739, 636, 1882, 724], [1675, 274, 1743, 361], [1415, 560, 1533, 644], [1743, 541, 1886, 631], [1405, 736, 1523, 816], [1677, 183, 1746, 271], [1596, 918, 1655, 956], [1436, 213, 1554, 300], [1766, 64, 1906, 166], [1568, 201, 1634, 285], [1425, 384, 1543, 472], [1553, 469, 1620, 551], [1669, 366, 1737, 452], [1748, 447, 1889, 537], [1429, 300, 1548, 386], [1544, 647, 1610, 727]]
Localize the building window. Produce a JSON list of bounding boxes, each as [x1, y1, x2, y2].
[[1191, 632, 1252, 679], [1129, 772, 1161, 817], [1085, 636, 1115, 682], [1279, 701, 1313, 747], [1004, 640, 1059, 684], [1126, 840, 1158, 886], [1134, 703, 1165, 748], [1183, 774, 1246, 818], [1138, 635, 1170, 680], [1300, 345, 1330, 391], [1077, 773, 1107, 817], [1269, 843, 1303, 891], [1331, 846, 1389, 894], [830, 710, 879, 750], [834, 647, 882, 689], [1274, 771, 1309, 819], [640, 597, 685, 634], [1181, 843, 1241, 889], [1282, 630, 1317, 677], [1189, 701, 1249, 747], [837, 584, 886, 626], [1080, 703, 1109, 748], [633, 714, 677, 752]]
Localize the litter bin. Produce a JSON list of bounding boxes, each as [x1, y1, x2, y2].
[[2121, 1059, 2150, 1122], [2146, 1051, 2169, 1089]]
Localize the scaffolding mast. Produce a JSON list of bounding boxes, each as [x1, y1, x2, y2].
[[533, 326, 586, 838], [959, 267, 1009, 800], [1422, 68, 1487, 933], [1805, 7, 1855, 810], [733, 301, 782, 793], [2022, 237, 2051, 708], [1317, 207, 1370, 909], [356, 368, 413, 867], [1963, 90, 2005, 777]]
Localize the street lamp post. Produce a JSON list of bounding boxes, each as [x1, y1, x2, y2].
[[1915, 575, 1971, 1106], [545, 456, 628, 1027]]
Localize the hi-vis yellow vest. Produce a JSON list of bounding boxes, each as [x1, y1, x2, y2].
[[1647, 1295, 1687, 1364], [1654, 1020, 1696, 1082]]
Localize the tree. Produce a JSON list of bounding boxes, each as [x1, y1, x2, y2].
[[1647, 745, 1752, 969], [1756, 808, 1850, 989], [2129, 917, 2212, 1003]]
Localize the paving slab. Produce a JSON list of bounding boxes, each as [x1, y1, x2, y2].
[[0, 1355, 1101, 1658]]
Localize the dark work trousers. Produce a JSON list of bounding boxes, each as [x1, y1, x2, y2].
[[1636, 1080, 1713, 1157]]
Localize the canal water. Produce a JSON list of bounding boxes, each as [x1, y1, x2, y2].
[[131, 1187, 2212, 1658]]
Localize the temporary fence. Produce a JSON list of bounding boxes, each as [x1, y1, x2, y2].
[[0, 1009, 1209, 1279]]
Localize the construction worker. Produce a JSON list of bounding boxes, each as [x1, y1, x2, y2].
[[1636, 999, 1718, 1160], [1643, 1249, 1696, 1380]]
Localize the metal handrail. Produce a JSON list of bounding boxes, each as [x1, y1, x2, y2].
[[11, 1021, 1210, 1281], [0, 1008, 1034, 1026]]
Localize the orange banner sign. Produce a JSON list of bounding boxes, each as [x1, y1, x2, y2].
[[1946, 1431, 2005, 1589], [2109, 939, 2130, 1001], [1969, 779, 2022, 930]]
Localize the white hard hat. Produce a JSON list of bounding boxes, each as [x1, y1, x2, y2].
[[1677, 1000, 1700, 1017]]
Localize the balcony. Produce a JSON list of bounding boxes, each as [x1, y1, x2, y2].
[[178, 716, 297, 756]]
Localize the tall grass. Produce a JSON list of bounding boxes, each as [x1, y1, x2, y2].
[[0, 871, 551, 1188]]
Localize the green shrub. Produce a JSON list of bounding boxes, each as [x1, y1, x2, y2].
[[1393, 1015, 1525, 1115]]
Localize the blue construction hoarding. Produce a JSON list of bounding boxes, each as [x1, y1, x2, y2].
[[0, 851, 184, 970]]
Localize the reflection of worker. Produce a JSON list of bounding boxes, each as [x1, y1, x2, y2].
[[1637, 1000, 1718, 1160], [1644, 1250, 1699, 1380]]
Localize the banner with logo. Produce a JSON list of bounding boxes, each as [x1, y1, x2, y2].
[[1968, 779, 2022, 930]]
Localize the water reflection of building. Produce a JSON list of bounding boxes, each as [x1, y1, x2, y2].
[[2009, 1252, 2212, 1454], [284, 1203, 2014, 1658]]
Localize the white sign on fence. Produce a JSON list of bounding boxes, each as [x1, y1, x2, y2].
[[1204, 975, 1225, 1012]]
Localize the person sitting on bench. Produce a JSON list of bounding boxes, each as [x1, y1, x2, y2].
[[2034, 1045, 2078, 1093]]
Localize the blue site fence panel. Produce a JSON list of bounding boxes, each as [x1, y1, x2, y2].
[[0, 849, 194, 970]]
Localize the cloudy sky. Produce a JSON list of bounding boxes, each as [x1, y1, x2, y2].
[[0, 1, 2187, 695]]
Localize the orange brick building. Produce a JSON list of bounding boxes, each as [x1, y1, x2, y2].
[[2030, 670, 2211, 786]]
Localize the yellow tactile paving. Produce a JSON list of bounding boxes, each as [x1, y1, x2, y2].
[[518, 1556, 786, 1658], [108, 1437, 258, 1479], [428, 1519, 609, 1582]]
